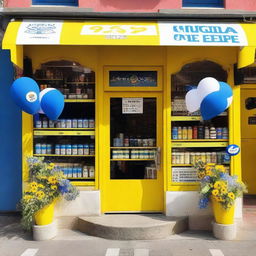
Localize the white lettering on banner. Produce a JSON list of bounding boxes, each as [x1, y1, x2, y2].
[[81, 25, 157, 36], [122, 98, 143, 114], [158, 22, 248, 46], [16, 20, 63, 45]]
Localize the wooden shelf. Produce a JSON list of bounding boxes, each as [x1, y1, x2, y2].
[[65, 99, 95, 103], [111, 159, 154, 161], [111, 147, 157, 149], [34, 130, 95, 136], [34, 154, 95, 157]]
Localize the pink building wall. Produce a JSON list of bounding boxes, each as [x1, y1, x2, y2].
[[4, 0, 256, 12]]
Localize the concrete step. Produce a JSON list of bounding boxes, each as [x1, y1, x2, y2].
[[77, 214, 188, 240]]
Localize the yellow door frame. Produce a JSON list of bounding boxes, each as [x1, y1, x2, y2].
[[100, 91, 164, 213]]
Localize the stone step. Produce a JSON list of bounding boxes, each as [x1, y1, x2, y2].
[[77, 214, 188, 240]]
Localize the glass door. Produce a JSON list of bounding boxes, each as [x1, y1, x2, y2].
[[102, 92, 163, 212]]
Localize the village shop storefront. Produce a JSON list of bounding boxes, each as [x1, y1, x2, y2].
[[3, 20, 256, 217]]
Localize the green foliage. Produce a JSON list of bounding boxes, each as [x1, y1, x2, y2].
[[195, 161, 247, 210], [20, 157, 79, 231]]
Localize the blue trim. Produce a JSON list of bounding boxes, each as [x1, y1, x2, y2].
[[183, 0, 224, 7], [0, 49, 22, 211], [32, 0, 78, 6]]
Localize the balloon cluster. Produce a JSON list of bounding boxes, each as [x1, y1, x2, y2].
[[10, 77, 64, 120], [185, 77, 233, 120]]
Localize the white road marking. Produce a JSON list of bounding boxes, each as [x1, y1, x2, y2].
[[134, 249, 149, 256], [209, 249, 225, 256], [105, 248, 120, 256], [20, 249, 39, 256]]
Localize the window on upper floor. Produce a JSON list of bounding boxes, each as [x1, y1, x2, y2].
[[32, 0, 78, 6], [183, 0, 224, 8]]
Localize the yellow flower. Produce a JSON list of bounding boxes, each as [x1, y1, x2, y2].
[[36, 191, 45, 200], [212, 189, 219, 196], [206, 170, 213, 176], [228, 192, 235, 200], [214, 181, 226, 189], [51, 185, 57, 190], [48, 163, 55, 170], [215, 165, 226, 172], [220, 187, 228, 194], [30, 187, 37, 193], [30, 182, 38, 189], [23, 195, 33, 201], [37, 184, 45, 189], [215, 196, 222, 202], [48, 176, 57, 184]]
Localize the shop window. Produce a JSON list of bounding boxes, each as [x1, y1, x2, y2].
[[182, 0, 224, 8], [32, 0, 78, 6], [234, 65, 256, 85], [33, 60, 96, 185], [170, 61, 229, 185]]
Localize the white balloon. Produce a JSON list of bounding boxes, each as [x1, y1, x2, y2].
[[226, 96, 233, 108], [185, 89, 201, 112], [197, 77, 220, 101], [38, 88, 55, 114]]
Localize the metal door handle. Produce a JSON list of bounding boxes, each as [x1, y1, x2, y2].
[[155, 147, 161, 170]]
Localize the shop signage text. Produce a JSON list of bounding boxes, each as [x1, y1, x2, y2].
[[158, 22, 248, 46], [16, 20, 63, 45], [122, 98, 143, 114]]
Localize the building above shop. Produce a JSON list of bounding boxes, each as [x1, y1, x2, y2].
[[1, 7, 256, 21]]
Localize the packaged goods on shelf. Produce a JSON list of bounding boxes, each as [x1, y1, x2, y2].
[[113, 133, 155, 147], [172, 125, 228, 140], [171, 150, 230, 165], [34, 118, 95, 129]]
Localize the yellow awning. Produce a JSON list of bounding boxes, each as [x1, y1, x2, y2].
[[3, 20, 256, 68]]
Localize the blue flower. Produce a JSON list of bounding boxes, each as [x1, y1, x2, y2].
[[203, 175, 211, 182], [199, 197, 209, 209], [58, 179, 70, 194]]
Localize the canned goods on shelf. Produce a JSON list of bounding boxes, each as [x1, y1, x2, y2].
[[83, 119, 89, 128], [72, 119, 78, 128], [72, 145, 78, 155], [78, 119, 83, 128]]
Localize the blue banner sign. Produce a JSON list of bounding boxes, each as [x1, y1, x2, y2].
[[159, 22, 248, 46]]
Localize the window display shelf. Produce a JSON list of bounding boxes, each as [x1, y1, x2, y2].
[[65, 99, 95, 103], [111, 159, 154, 161], [33, 130, 95, 136], [171, 116, 201, 121], [34, 78, 64, 81], [34, 128, 95, 131], [34, 154, 95, 157], [65, 82, 95, 85], [172, 139, 228, 142], [172, 141, 228, 148], [111, 147, 157, 149], [70, 181, 95, 186], [67, 177, 95, 180]]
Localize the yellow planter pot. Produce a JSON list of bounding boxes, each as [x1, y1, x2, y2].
[[211, 197, 235, 225], [34, 202, 55, 226]]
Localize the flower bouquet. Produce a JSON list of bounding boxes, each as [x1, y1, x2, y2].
[[20, 157, 79, 230], [194, 161, 247, 224]]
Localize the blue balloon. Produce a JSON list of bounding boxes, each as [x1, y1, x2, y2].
[[40, 88, 64, 120], [10, 77, 40, 114], [200, 81, 233, 120]]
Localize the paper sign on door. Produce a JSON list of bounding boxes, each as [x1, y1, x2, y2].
[[122, 98, 143, 114]]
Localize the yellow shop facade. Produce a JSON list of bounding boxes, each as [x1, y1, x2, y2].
[[3, 20, 256, 218]]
